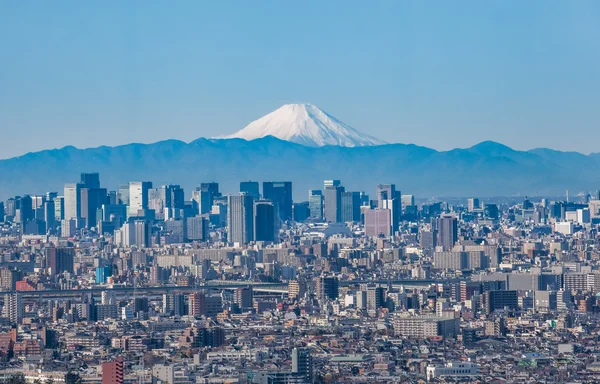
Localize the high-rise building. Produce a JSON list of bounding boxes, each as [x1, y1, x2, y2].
[[102, 358, 124, 384], [341, 191, 361, 222], [364, 208, 391, 237], [133, 220, 150, 248], [376, 184, 401, 233], [227, 193, 254, 244], [53, 196, 64, 221], [128, 182, 153, 216], [437, 215, 458, 250], [254, 200, 278, 242], [233, 286, 253, 309], [316, 276, 339, 301], [292, 347, 314, 384], [308, 190, 324, 220], [484, 290, 518, 314], [240, 181, 260, 199], [262, 182, 293, 221], [80, 172, 100, 189], [117, 185, 130, 206], [46, 247, 75, 276], [3, 293, 23, 325], [193, 182, 220, 215], [64, 183, 83, 219], [80, 187, 107, 228], [467, 198, 480, 212], [186, 216, 208, 241], [0, 202, 4, 222], [324, 183, 345, 223]]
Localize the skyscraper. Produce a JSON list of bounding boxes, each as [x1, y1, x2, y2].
[[195, 182, 220, 215], [254, 200, 278, 242], [128, 181, 153, 216], [341, 191, 361, 222], [262, 181, 293, 221], [240, 181, 260, 199], [64, 183, 83, 219], [324, 182, 345, 223], [227, 193, 254, 244], [308, 190, 323, 220], [80, 187, 108, 228], [102, 358, 124, 384], [46, 247, 75, 276], [376, 184, 401, 233], [292, 347, 314, 384], [437, 215, 458, 250], [364, 208, 392, 237], [80, 173, 100, 189]]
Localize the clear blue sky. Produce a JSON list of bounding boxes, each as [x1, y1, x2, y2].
[[1, 1, 599, 158]]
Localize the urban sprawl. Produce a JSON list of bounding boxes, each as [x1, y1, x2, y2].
[[1, 173, 600, 383]]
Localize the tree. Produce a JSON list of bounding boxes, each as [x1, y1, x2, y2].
[[7, 374, 25, 384]]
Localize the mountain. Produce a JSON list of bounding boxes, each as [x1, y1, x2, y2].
[[222, 103, 386, 147], [1, 136, 600, 200]]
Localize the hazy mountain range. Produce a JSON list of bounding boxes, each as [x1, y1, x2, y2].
[[0, 104, 598, 200]]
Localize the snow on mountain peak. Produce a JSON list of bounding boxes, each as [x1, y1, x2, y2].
[[223, 103, 386, 147]]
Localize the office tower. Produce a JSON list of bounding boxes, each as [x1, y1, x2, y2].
[[233, 287, 253, 309], [193, 182, 220, 215], [484, 290, 518, 314], [117, 185, 130, 205], [102, 358, 124, 384], [240, 181, 260, 199], [18, 195, 34, 223], [401, 194, 415, 211], [0, 202, 3, 222], [151, 185, 185, 218], [254, 200, 278, 242], [133, 220, 150, 248], [61, 219, 77, 237], [262, 181, 293, 220], [316, 276, 339, 301], [376, 184, 400, 233], [100, 204, 127, 227], [53, 196, 64, 221], [292, 202, 310, 222], [164, 219, 185, 243], [437, 215, 458, 250], [341, 191, 361, 222], [484, 204, 499, 219], [364, 208, 391, 237], [227, 193, 254, 244], [46, 247, 75, 275], [361, 283, 385, 311], [64, 183, 83, 219], [308, 190, 324, 220], [80, 187, 107, 228], [43, 200, 56, 230], [80, 172, 100, 189], [186, 216, 208, 241], [129, 182, 152, 216], [467, 198, 480, 212], [292, 347, 314, 384], [324, 183, 345, 223], [3, 293, 23, 325], [96, 265, 112, 284]]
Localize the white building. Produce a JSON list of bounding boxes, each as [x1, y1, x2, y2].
[[426, 361, 478, 381], [554, 221, 573, 236]]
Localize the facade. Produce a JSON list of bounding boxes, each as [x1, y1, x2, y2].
[[227, 193, 255, 244], [262, 182, 293, 221], [254, 200, 278, 242], [308, 190, 323, 220], [437, 215, 458, 250], [364, 208, 391, 237], [128, 181, 153, 217]]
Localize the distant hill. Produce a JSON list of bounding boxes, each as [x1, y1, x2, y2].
[[1, 136, 598, 199]]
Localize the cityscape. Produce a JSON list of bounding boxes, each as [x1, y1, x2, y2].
[[2, 1, 599, 383], [0, 172, 600, 383]]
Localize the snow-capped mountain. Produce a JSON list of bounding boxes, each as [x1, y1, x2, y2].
[[223, 103, 387, 147]]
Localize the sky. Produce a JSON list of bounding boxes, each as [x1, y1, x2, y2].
[[1, 1, 599, 159]]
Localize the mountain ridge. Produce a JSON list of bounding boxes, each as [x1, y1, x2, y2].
[[1, 136, 599, 200]]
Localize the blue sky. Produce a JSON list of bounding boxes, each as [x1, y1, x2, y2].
[[1, 1, 599, 158]]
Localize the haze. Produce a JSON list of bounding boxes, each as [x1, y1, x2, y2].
[[1, 1, 599, 159]]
